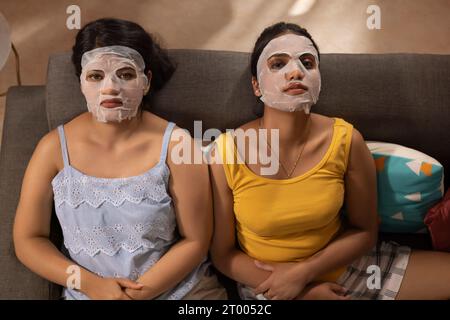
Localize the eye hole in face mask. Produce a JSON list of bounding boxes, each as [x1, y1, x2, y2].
[[86, 70, 105, 82], [116, 67, 137, 80], [267, 53, 317, 72], [298, 53, 317, 70], [85, 67, 138, 82], [267, 53, 289, 71]]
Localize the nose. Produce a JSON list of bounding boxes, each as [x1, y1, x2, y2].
[[100, 75, 120, 95], [100, 87, 120, 96], [285, 65, 305, 81]]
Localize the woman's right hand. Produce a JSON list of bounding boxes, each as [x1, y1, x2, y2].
[[82, 276, 144, 300], [297, 282, 350, 300]]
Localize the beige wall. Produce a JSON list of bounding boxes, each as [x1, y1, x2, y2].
[[1, 0, 449, 140]]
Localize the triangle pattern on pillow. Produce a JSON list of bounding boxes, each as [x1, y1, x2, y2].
[[405, 192, 421, 202], [406, 160, 422, 176], [392, 212, 404, 220]]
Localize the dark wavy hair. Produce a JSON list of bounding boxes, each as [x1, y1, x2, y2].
[[72, 18, 175, 99], [250, 22, 320, 77]]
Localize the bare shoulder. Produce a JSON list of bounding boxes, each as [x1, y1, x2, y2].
[[312, 114, 364, 148], [350, 127, 365, 146], [310, 113, 335, 127], [305, 113, 335, 147], [62, 112, 90, 130], [237, 118, 260, 131], [36, 128, 60, 153], [141, 112, 192, 145], [60, 112, 94, 144], [141, 111, 170, 134], [346, 126, 374, 173], [31, 128, 62, 173], [142, 112, 194, 166]]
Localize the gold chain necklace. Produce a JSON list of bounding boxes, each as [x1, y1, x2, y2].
[[259, 116, 312, 179]]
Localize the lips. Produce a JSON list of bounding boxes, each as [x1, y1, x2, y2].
[[100, 98, 123, 108], [283, 82, 308, 94]]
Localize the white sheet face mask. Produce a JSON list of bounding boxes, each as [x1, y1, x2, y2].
[[256, 33, 321, 113], [80, 45, 149, 123]]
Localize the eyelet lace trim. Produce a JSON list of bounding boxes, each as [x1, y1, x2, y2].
[[166, 279, 197, 300], [52, 166, 169, 208], [62, 217, 175, 257]]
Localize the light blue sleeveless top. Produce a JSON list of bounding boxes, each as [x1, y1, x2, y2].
[[51, 122, 209, 300]]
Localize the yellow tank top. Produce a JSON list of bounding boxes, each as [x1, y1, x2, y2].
[[215, 117, 354, 282]]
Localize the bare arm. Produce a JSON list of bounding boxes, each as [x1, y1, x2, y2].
[[13, 131, 103, 296], [125, 130, 213, 299], [209, 149, 271, 289]]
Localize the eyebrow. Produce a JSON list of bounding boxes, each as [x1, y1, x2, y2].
[[267, 52, 316, 61], [268, 53, 290, 60], [116, 66, 136, 72], [299, 53, 315, 59]]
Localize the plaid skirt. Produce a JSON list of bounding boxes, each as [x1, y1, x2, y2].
[[336, 241, 411, 300], [238, 241, 411, 300]]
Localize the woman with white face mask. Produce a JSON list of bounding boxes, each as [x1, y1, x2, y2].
[[210, 22, 450, 300], [13, 18, 226, 300]]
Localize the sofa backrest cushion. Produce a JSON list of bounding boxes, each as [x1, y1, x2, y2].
[[46, 50, 450, 188]]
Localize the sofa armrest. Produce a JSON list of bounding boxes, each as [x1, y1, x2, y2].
[[0, 86, 62, 299]]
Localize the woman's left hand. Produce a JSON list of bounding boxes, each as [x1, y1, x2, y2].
[[124, 284, 155, 300], [253, 260, 314, 300]]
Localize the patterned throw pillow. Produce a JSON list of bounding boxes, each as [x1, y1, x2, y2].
[[366, 142, 444, 233]]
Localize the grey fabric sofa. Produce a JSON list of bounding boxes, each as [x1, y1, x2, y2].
[[1, 50, 449, 299]]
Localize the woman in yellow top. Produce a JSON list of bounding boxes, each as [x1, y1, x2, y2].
[[210, 22, 450, 300]]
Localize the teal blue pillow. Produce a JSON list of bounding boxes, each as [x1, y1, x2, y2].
[[366, 142, 444, 233]]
